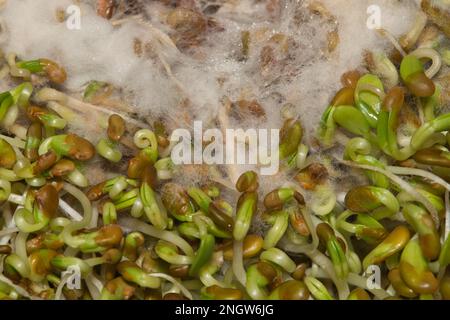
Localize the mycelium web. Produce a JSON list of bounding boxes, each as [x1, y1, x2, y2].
[[2, 0, 450, 300], [0, 0, 420, 187]]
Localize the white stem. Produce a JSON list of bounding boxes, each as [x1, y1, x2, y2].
[[59, 198, 83, 221], [232, 240, 247, 286]]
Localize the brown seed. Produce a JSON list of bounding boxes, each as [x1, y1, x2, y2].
[[29, 249, 58, 276], [168, 264, 190, 279], [117, 262, 137, 279], [419, 227, 441, 261], [161, 183, 193, 219], [123, 232, 145, 261], [388, 268, 417, 298], [0, 245, 11, 255], [344, 186, 379, 213], [413, 147, 450, 168], [364, 225, 411, 267], [35, 184, 59, 218], [167, 8, 206, 31], [440, 274, 450, 300], [102, 264, 117, 283], [26, 234, 45, 253], [144, 291, 163, 300], [163, 293, 189, 300], [235, 171, 259, 192], [399, 261, 439, 294], [63, 286, 86, 300], [201, 183, 220, 198], [104, 277, 135, 300], [348, 288, 371, 300], [359, 227, 387, 242], [166, 7, 207, 45], [256, 261, 281, 289], [0, 138, 16, 169], [295, 163, 329, 190], [293, 191, 306, 205], [316, 223, 335, 244], [237, 99, 266, 118], [327, 30, 339, 53], [97, 0, 115, 20], [256, 261, 277, 280], [25, 122, 42, 161], [331, 87, 355, 107], [94, 224, 123, 248], [336, 237, 347, 253], [341, 70, 361, 89], [142, 165, 158, 188], [263, 190, 283, 210], [34, 150, 58, 175], [205, 285, 243, 300], [141, 251, 167, 274], [66, 134, 95, 161], [383, 86, 405, 112], [289, 208, 310, 237], [153, 120, 170, 148], [269, 33, 289, 54], [260, 45, 275, 76], [26, 105, 47, 122], [291, 263, 307, 281], [271, 280, 310, 300], [208, 200, 234, 232], [38, 289, 54, 300], [406, 72, 436, 97], [42, 233, 64, 250], [102, 248, 122, 264], [55, 8, 66, 23], [223, 234, 263, 261], [107, 114, 126, 142], [127, 156, 151, 179], [50, 159, 75, 177], [157, 135, 170, 148], [40, 59, 67, 84], [86, 182, 106, 201]]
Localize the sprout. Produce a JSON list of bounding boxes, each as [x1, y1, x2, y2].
[[400, 55, 435, 98], [304, 276, 334, 300], [117, 261, 161, 289], [201, 285, 243, 300], [96, 138, 122, 163], [366, 52, 399, 88], [268, 280, 309, 300], [246, 262, 282, 300], [344, 185, 399, 220], [279, 119, 303, 159], [233, 192, 258, 241], [16, 59, 67, 84], [354, 74, 385, 128], [189, 234, 215, 277], [363, 225, 410, 270], [399, 238, 439, 294], [316, 223, 349, 279], [260, 248, 296, 273], [262, 210, 289, 249], [347, 288, 370, 300]]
